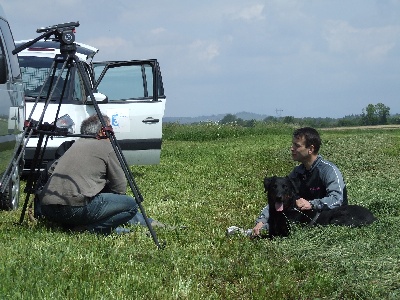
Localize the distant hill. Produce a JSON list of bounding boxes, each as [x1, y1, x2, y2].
[[163, 112, 270, 124], [164, 111, 400, 125]]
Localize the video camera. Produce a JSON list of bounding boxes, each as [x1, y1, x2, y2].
[[36, 21, 79, 45], [12, 21, 80, 55]]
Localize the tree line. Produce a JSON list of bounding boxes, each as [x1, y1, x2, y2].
[[219, 103, 400, 128]]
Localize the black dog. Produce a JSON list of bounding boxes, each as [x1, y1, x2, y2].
[[264, 176, 377, 238]]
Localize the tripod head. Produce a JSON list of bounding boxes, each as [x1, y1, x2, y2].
[[12, 21, 80, 55]]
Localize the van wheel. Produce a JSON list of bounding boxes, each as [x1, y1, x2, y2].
[[0, 163, 20, 211]]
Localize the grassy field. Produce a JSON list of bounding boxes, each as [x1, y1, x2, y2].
[[0, 123, 399, 299]]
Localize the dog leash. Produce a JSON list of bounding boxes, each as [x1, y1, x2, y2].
[[308, 211, 320, 226], [288, 176, 321, 226], [293, 208, 321, 226]]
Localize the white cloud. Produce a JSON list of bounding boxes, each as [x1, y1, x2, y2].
[[151, 27, 166, 35], [324, 20, 400, 63], [189, 40, 220, 61], [228, 4, 265, 21], [273, 0, 306, 19], [85, 37, 129, 58]]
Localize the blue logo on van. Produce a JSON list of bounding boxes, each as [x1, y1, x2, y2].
[[112, 114, 119, 127]]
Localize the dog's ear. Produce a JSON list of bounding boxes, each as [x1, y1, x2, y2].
[[263, 176, 273, 192]]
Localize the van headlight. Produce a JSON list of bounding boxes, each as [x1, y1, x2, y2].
[[55, 114, 75, 134]]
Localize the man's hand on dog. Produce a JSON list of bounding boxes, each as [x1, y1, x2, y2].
[[252, 222, 265, 236], [296, 198, 312, 210]]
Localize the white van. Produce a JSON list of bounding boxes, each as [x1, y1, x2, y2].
[[16, 38, 166, 173], [0, 5, 25, 210]]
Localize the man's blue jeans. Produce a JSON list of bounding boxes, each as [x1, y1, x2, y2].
[[41, 193, 138, 234]]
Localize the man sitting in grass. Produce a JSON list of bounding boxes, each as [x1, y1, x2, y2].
[[227, 127, 348, 238]]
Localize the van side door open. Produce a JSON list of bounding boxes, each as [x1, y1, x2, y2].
[[91, 60, 166, 165]]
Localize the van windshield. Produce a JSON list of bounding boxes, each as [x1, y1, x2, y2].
[[19, 56, 86, 103]]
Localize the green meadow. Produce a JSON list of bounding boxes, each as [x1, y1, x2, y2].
[[0, 123, 399, 299]]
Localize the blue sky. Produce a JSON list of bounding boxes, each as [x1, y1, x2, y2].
[[3, 0, 400, 118]]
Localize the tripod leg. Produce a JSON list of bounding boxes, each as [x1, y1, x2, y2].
[[19, 132, 46, 224], [75, 58, 163, 249], [19, 56, 72, 224]]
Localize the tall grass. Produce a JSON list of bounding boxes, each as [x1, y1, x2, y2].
[[0, 124, 399, 299], [162, 121, 295, 141]]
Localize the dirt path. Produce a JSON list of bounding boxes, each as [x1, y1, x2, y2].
[[320, 124, 400, 130]]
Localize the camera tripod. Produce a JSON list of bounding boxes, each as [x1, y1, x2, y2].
[[9, 21, 163, 248]]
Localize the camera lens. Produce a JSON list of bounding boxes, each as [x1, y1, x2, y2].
[[62, 31, 75, 44]]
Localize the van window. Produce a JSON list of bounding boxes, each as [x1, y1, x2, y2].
[[0, 19, 20, 79], [94, 63, 163, 101], [96, 64, 150, 101], [19, 56, 86, 102], [0, 36, 8, 84]]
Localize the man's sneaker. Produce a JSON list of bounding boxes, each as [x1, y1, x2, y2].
[[226, 226, 241, 235], [226, 226, 253, 237], [114, 227, 131, 234]]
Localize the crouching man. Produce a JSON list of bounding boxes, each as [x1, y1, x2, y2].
[[39, 114, 138, 234]]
